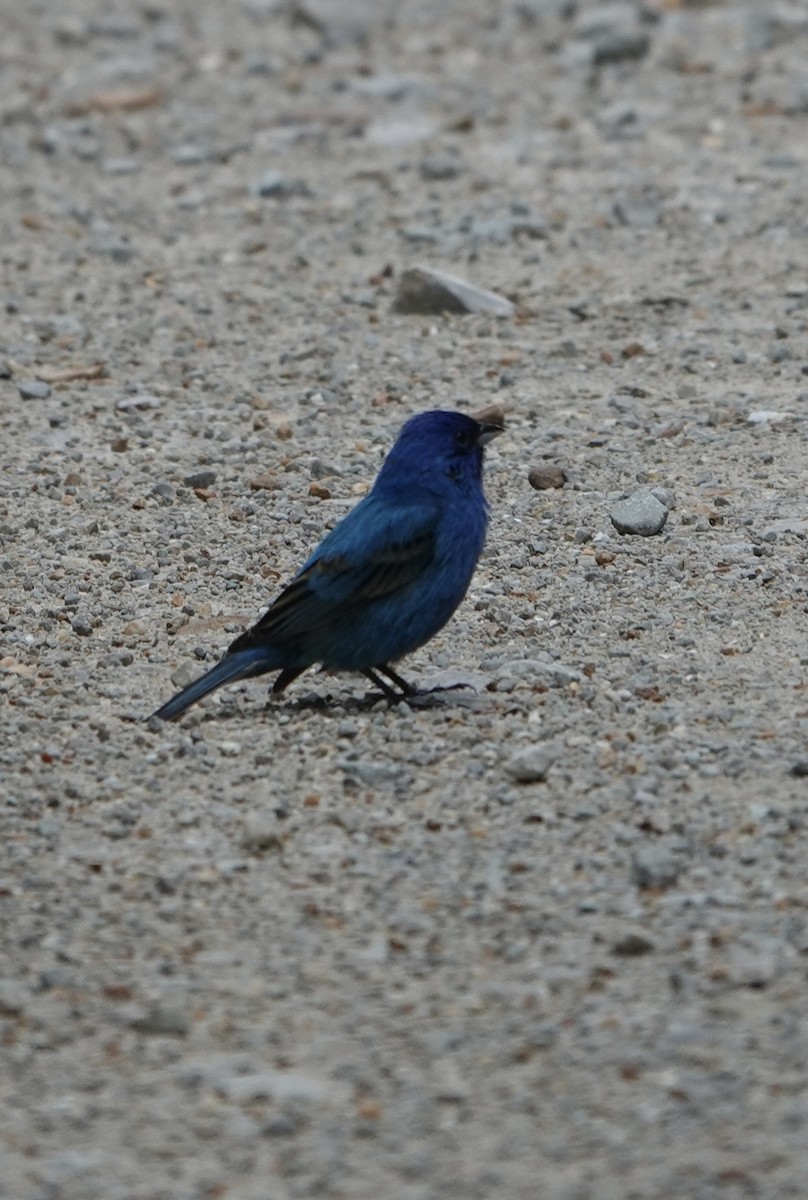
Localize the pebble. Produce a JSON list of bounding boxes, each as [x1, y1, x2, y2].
[[650, 486, 676, 512], [18, 379, 51, 400], [183, 470, 217, 489], [611, 930, 656, 957], [631, 846, 680, 890], [129, 1004, 190, 1037], [102, 158, 138, 175], [747, 410, 791, 424], [241, 817, 284, 852], [528, 464, 566, 490], [170, 144, 212, 166], [0, 979, 26, 1015], [505, 744, 557, 783], [613, 194, 662, 229], [419, 154, 461, 182], [392, 267, 515, 317], [610, 490, 668, 537], [592, 30, 650, 65], [350, 73, 424, 101], [364, 114, 438, 147], [170, 661, 201, 690], [219, 1070, 346, 1105], [253, 171, 311, 199]]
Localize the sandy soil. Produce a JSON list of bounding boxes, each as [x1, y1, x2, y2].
[[2, 2, 808, 1197]]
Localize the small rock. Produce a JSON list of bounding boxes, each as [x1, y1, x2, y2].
[[746, 6, 808, 53], [116, 394, 161, 411], [249, 472, 280, 491], [291, 0, 395, 47], [253, 171, 311, 199], [130, 1003, 190, 1037], [505, 744, 557, 783], [631, 846, 680, 890], [241, 817, 284, 852], [747, 410, 791, 424], [152, 481, 175, 502], [90, 239, 135, 262], [18, 379, 51, 400], [650, 486, 676, 512], [170, 143, 212, 166], [610, 490, 668, 537], [220, 1069, 344, 1104], [419, 154, 460, 181], [613, 193, 661, 229], [71, 615, 93, 637], [791, 760, 808, 778], [593, 30, 650, 65], [492, 656, 582, 689], [102, 158, 138, 175], [528, 464, 566, 490], [350, 74, 423, 101], [611, 930, 655, 957], [88, 13, 141, 37], [170, 661, 200, 690], [365, 114, 438, 147], [183, 470, 217, 489], [0, 979, 26, 1015], [392, 267, 515, 317]]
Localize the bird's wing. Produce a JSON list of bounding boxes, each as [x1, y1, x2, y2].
[[233, 496, 438, 649]]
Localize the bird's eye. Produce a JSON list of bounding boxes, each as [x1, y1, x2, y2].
[[455, 428, 474, 449]]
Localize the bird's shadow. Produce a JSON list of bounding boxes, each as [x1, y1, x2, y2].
[[278, 683, 484, 715]]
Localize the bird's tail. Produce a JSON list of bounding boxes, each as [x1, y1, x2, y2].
[[150, 649, 272, 722]]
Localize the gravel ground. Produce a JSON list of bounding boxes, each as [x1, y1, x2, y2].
[[3, 2, 808, 1197]]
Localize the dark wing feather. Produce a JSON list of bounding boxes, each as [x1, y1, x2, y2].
[[230, 519, 436, 653]]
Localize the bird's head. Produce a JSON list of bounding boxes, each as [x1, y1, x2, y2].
[[376, 408, 504, 493]]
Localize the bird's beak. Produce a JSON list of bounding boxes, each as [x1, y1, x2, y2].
[[473, 405, 505, 446]]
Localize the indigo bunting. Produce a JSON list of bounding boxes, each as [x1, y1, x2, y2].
[[150, 408, 503, 721]]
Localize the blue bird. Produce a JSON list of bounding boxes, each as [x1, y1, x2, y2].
[[150, 408, 503, 721]]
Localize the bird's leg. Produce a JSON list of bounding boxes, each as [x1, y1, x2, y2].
[[272, 667, 307, 694], [374, 663, 418, 696], [362, 667, 407, 700], [376, 662, 473, 697]]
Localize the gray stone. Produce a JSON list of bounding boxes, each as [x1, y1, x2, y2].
[[241, 817, 284, 852], [631, 846, 680, 890], [130, 1004, 190, 1037], [610, 491, 668, 537], [18, 379, 51, 400], [0, 979, 26, 1015], [170, 661, 201, 690], [505, 744, 557, 783], [611, 930, 656, 956], [253, 170, 312, 199], [392, 267, 515, 317], [183, 469, 217, 488], [420, 154, 461, 182], [593, 30, 650, 65], [528, 464, 566, 490], [170, 144, 212, 166], [218, 1069, 348, 1104]]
